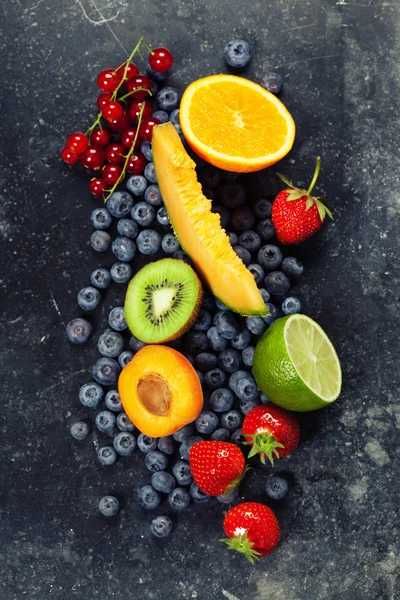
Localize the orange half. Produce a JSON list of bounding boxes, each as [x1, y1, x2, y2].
[[180, 74, 296, 173]]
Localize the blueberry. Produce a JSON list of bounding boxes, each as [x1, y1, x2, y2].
[[260, 394, 271, 404], [160, 234, 179, 255], [231, 428, 245, 446], [156, 86, 181, 112], [261, 72, 283, 94], [112, 236, 136, 262], [235, 374, 259, 402], [172, 460, 193, 485], [104, 390, 122, 412], [66, 318, 92, 344], [152, 109, 169, 123], [228, 370, 252, 393], [110, 262, 132, 284], [201, 291, 216, 312], [157, 207, 171, 227], [79, 382, 103, 407], [203, 187, 215, 201], [126, 175, 148, 196], [179, 436, 203, 460], [158, 436, 176, 455], [91, 207, 112, 230], [98, 446, 117, 465], [213, 204, 230, 229], [220, 182, 246, 209], [191, 310, 211, 333], [190, 482, 210, 503], [184, 331, 208, 355], [211, 428, 231, 442], [282, 257, 304, 278], [183, 353, 194, 365], [242, 345, 255, 367], [214, 312, 240, 340], [282, 296, 302, 315], [233, 245, 251, 265], [151, 471, 175, 494], [204, 368, 226, 389], [210, 388, 234, 412], [137, 434, 158, 453], [200, 164, 221, 189], [221, 170, 240, 182], [149, 79, 160, 95], [232, 206, 255, 231], [257, 218, 276, 242], [265, 474, 289, 500], [228, 232, 238, 246], [258, 245, 283, 271], [113, 432, 136, 456], [217, 487, 240, 504], [238, 231, 261, 253], [216, 299, 229, 311], [118, 350, 133, 369], [195, 411, 219, 435], [168, 487, 191, 511], [90, 230, 111, 252], [117, 218, 139, 239], [136, 229, 161, 255], [70, 421, 89, 441], [240, 396, 261, 415], [95, 410, 116, 434], [224, 39, 252, 69], [145, 450, 169, 472], [108, 306, 127, 332], [254, 198, 273, 219], [129, 335, 146, 352], [207, 327, 228, 352], [173, 249, 191, 264], [138, 485, 161, 510], [146, 63, 169, 82], [263, 302, 280, 325], [131, 201, 155, 227], [77, 287, 101, 311], [221, 410, 243, 432], [144, 184, 162, 207], [144, 162, 158, 184], [245, 317, 267, 336], [264, 271, 291, 296], [194, 352, 217, 372], [140, 140, 153, 161], [90, 268, 111, 289], [169, 108, 180, 125], [259, 288, 271, 304], [231, 329, 251, 350], [92, 357, 120, 386], [106, 191, 133, 217], [151, 515, 173, 537], [218, 348, 242, 373], [173, 424, 194, 442], [98, 331, 124, 358], [248, 264, 266, 286], [116, 412, 135, 432], [99, 496, 119, 517]]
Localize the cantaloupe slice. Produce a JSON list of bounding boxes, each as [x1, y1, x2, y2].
[[152, 123, 267, 316]]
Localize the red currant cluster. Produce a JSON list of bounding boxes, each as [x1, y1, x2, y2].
[[61, 38, 174, 200]]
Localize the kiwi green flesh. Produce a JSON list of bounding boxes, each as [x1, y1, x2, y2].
[[125, 258, 202, 343]]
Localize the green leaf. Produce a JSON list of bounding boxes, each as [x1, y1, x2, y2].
[[316, 201, 326, 221], [276, 172, 293, 188], [286, 189, 307, 201], [306, 198, 314, 210]]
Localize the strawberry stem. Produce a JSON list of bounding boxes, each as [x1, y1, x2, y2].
[[220, 532, 262, 564], [243, 432, 285, 467], [306, 156, 321, 196]]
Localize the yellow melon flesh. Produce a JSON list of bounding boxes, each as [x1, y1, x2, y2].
[[152, 123, 267, 316]]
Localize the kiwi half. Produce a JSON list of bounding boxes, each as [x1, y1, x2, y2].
[[124, 258, 202, 344]]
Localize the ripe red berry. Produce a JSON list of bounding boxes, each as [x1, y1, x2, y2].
[[102, 164, 123, 185], [128, 100, 153, 123], [115, 62, 140, 80], [90, 178, 106, 197], [125, 75, 152, 100], [61, 146, 80, 165], [102, 101, 124, 123], [96, 68, 120, 93], [120, 127, 139, 149], [97, 93, 112, 110], [105, 143, 125, 165], [148, 47, 174, 72], [80, 146, 105, 170], [107, 112, 130, 132], [139, 117, 161, 142], [90, 127, 111, 147], [126, 152, 146, 175], [67, 132, 88, 154]]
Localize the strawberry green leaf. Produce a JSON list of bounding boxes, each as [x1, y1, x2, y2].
[[276, 172, 294, 188], [243, 433, 285, 468], [286, 189, 307, 201], [305, 197, 314, 210], [316, 198, 334, 219], [220, 532, 262, 564]]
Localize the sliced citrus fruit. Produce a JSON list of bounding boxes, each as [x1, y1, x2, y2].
[[252, 314, 342, 411], [180, 74, 295, 173]]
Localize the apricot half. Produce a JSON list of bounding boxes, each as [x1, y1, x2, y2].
[[118, 345, 203, 437]]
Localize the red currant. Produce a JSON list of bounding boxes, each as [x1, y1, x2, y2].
[[126, 151, 146, 175], [61, 146, 80, 164], [102, 101, 124, 123], [90, 128, 111, 147], [102, 164, 123, 184], [80, 146, 105, 170], [97, 93, 112, 110], [90, 178, 106, 197], [96, 68, 120, 93], [128, 100, 152, 123], [67, 132, 88, 154], [125, 75, 152, 100], [115, 62, 140, 80], [107, 112, 130, 132], [139, 117, 161, 142], [105, 143, 125, 165], [120, 127, 139, 149], [148, 47, 174, 72]]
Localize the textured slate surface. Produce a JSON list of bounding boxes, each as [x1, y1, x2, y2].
[[1, 1, 399, 599]]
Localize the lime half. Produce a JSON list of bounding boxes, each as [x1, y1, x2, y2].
[[252, 314, 342, 411]]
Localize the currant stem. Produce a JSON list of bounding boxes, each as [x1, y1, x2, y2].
[[306, 156, 321, 196], [85, 111, 103, 137], [118, 88, 152, 103]]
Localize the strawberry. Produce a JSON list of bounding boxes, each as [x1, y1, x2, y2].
[[272, 156, 333, 245], [242, 404, 300, 466], [220, 502, 280, 562], [189, 440, 247, 496]]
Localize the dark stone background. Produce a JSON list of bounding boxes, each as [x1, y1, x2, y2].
[[1, 1, 399, 599]]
